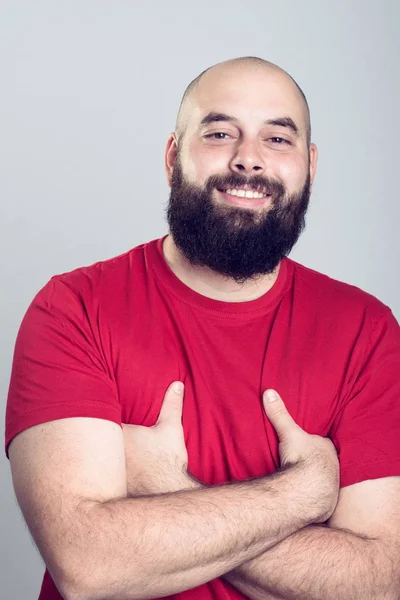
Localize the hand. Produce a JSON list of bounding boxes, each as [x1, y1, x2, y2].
[[263, 389, 340, 522], [122, 381, 199, 496]]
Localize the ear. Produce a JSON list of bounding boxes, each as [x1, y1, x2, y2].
[[164, 133, 179, 187], [309, 143, 318, 188]]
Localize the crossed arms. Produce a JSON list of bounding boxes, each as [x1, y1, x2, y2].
[[9, 382, 400, 600]]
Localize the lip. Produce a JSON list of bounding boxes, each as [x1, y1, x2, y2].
[[216, 189, 272, 208]]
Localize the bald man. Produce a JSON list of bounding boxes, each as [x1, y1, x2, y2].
[[6, 57, 400, 600]]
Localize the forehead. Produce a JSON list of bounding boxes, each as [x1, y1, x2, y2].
[[186, 65, 307, 133]]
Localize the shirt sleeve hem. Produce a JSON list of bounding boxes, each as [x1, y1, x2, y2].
[[5, 403, 122, 459], [340, 459, 400, 488]]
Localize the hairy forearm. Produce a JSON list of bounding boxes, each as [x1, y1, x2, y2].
[[64, 466, 320, 600], [224, 524, 398, 600]]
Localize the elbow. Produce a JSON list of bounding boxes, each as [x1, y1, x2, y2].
[[58, 584, 85, 600], [45, 554, 110, 600], [47, 503, 164, 600], [61, 583, 153, 600], [49, 567, 95, 600], [56, 575, 107, 600], [55, 569, 114, 600], [57, 563, 153, 600]]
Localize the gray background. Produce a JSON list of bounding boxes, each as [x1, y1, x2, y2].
[[1, 0, 399, 597]]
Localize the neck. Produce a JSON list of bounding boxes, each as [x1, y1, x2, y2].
[[162, 234, 280, 303]]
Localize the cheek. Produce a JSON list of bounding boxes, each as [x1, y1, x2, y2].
[[275, 155, 308, 190], [185, 141, 230, 183]]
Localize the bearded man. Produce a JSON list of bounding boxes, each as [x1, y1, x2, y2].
[[6, 57, 400, 600]]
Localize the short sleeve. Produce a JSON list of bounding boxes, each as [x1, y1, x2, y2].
[[330, 307, 400, 487], [5, 277, 121, 457]]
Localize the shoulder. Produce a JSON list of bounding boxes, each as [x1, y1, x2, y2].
[[287, 258, 394, 325], [33, 239, 157, 313], [56, 240, 150, 296]]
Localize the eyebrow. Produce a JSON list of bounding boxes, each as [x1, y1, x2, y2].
[[199, 112, 299, 136], [200, 112, 238, 126], [265, 117, 299, 136]]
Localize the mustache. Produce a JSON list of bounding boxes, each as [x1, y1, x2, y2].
[[204, 173, 285, 196]]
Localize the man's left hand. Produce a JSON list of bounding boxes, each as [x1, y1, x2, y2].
[[122, 381, 199, 496]]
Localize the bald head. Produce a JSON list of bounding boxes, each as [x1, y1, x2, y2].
[[175, 57, 311, 145]]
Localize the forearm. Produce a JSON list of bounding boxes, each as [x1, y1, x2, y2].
[[224, 524, 398, 600], [64, 466, 319, 600]]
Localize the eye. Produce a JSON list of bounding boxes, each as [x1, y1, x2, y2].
[[268, 137, 291, 145], [204, 132, 231, 140]]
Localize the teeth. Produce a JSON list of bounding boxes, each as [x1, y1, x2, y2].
[[225, 188, 267, 199]]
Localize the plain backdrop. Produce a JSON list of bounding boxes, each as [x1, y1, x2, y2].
[[1, 1, 399, 597]]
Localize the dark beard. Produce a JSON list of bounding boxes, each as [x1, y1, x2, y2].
[[166, 158, 311, 284]]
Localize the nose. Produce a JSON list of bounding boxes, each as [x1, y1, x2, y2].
[[229, 139, 265, 174]]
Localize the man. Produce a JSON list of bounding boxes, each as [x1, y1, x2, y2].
[[5, 57, 400, 600]]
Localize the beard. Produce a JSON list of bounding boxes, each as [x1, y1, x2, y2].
[[166, 157, 311, 284]]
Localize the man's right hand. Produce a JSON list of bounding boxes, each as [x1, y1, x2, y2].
[[263, 389, 340, 523]]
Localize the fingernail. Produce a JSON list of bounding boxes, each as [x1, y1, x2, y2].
[[265, 389, 279, 402], [173, 382, 184, 396]]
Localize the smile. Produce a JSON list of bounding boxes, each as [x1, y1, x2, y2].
[[219, 188, 269, 199]]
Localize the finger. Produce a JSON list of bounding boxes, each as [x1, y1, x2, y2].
[[262, 389, 301, 442], [156, 381, 185, 426]]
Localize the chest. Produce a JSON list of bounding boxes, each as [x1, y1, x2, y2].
[[108, 300, 346, 485]]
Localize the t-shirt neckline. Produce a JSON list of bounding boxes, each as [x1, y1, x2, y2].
[[147, 235, 292, 318]]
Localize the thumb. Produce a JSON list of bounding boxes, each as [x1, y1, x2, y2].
[[263, 389, 300, 442], [156, 381, 184, 426]]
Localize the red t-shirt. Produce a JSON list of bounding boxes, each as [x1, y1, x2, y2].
[[5, 236, 400, 600]]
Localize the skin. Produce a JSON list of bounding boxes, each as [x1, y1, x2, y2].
[[163, 60, 318, 302], [122, 386, 337, 498], [121, 60, 400, 597], [8, 59, 400, 600], [122, 385, 400, 600], [10, 386, 340, 600]]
